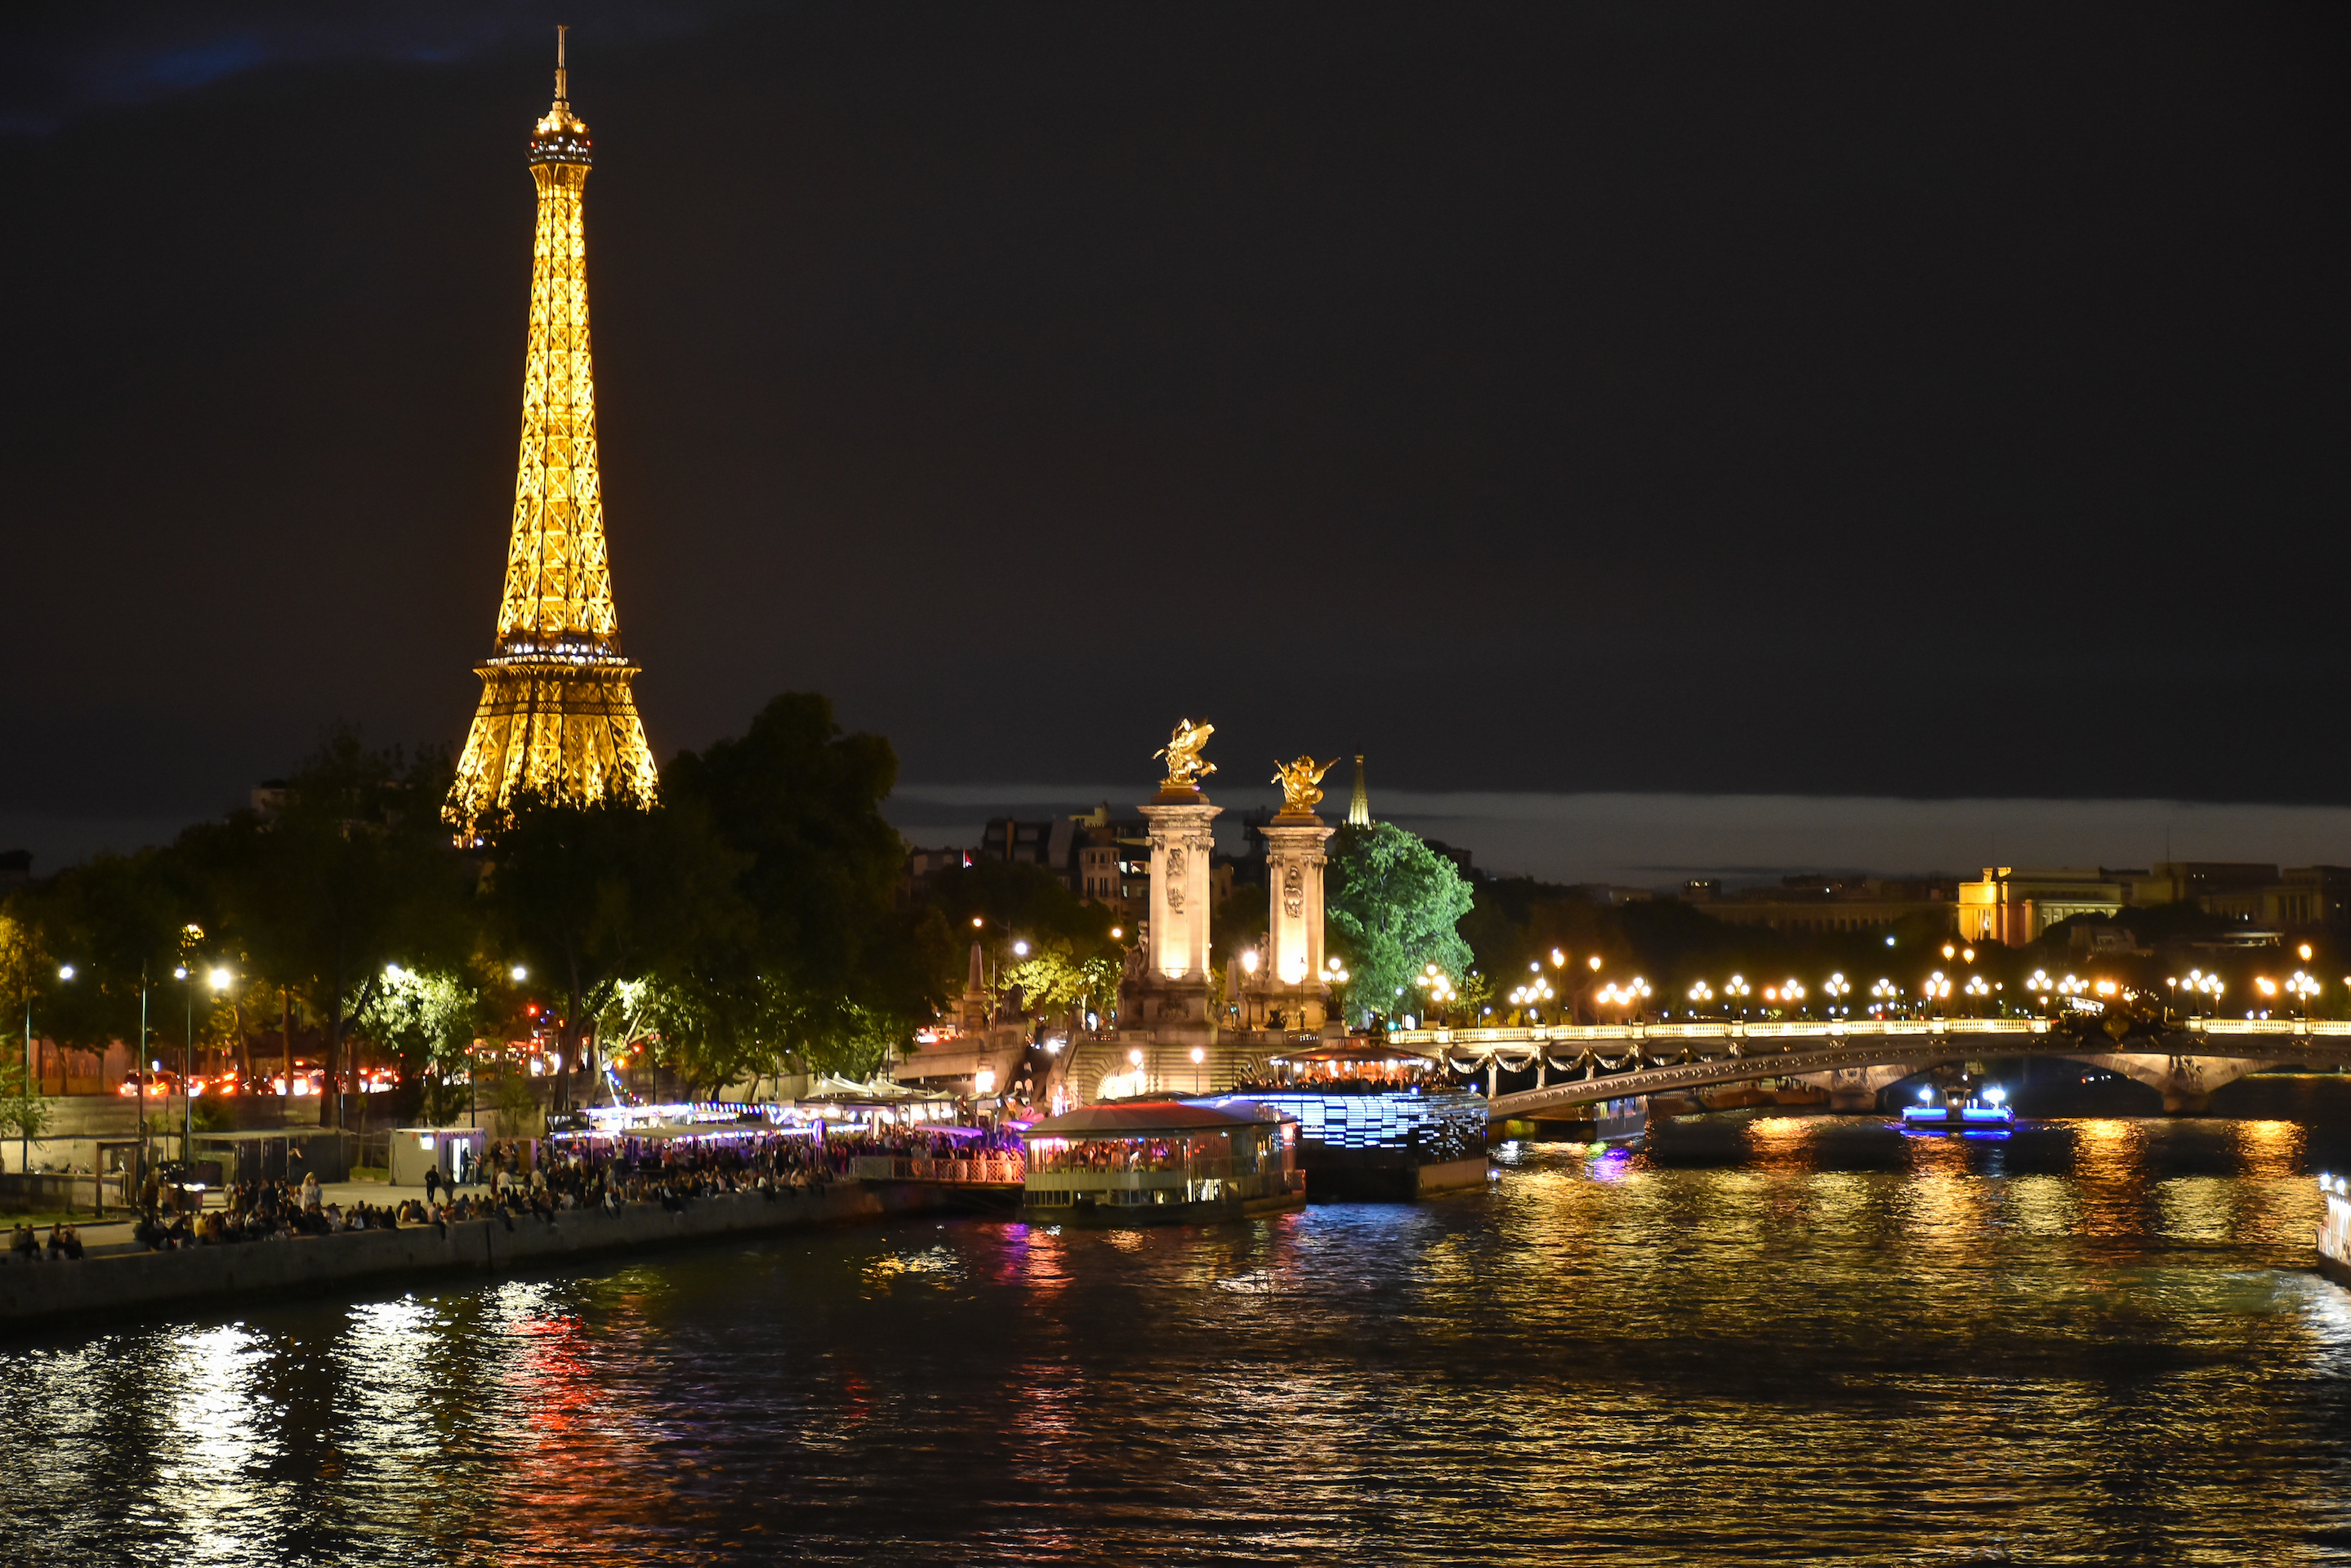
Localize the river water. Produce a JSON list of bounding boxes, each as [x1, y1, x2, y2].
[[4, 1087, 2349, 1566]]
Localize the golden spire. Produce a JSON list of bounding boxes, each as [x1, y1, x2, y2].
[[1346, 754, 1371, 826], [448, 34, 657, 836]]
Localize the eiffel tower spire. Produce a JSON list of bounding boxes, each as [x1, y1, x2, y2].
[[448, 32, 658, 836], [1346, 754, 1372, 826]]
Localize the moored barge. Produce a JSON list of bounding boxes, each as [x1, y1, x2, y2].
[[1019, 1100, 1306, 1225], [2321, 1174, 2350, 1290]]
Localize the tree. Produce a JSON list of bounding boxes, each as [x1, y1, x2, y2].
[[1326, 822, 1476, 1026], [204, 733, 475, 1125], [373, 964, 495, 1125], [17, 849, 185, 1057], [663, 693, 952, 1077], [999, 939, 1120, 1021], [482, 792, 746, 1105]]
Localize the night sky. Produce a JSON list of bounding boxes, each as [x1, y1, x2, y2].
[[3, 3, 2346, 866]]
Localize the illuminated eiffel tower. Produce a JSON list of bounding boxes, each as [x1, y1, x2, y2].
[[448, 29, 658, 836]]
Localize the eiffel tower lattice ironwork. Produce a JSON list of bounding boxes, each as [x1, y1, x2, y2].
[[448, 30, 658, 837]]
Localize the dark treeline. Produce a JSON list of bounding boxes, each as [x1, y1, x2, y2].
[[0, 693, 964, 1123]]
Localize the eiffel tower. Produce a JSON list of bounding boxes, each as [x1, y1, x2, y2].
[[447, 29, 658, 837]]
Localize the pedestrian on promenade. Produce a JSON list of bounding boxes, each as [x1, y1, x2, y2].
[[424, 1165, 440, 1206], [301, 1171, 321, 1214]]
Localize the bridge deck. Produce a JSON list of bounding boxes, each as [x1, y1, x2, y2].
[[1367, 1018, 2351, 1120]]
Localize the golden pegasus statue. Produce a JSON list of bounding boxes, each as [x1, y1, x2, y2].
[[1154, 718, 1216, 790], [1272, 755, 1336, 816]]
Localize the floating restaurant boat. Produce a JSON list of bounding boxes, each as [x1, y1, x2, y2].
[[1018, 1100, 1306, 1225], [1898, 1087, 2015, 1136], [2320, 1174, 2350, 1290]]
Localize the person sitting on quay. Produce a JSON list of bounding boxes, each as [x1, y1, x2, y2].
[[48, 1223, 83, 1260], [9, 1222, 40, 1263]]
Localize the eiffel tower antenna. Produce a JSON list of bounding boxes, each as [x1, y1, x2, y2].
[[1346, 754, 1372, 827], [446, 34, 658, 839]]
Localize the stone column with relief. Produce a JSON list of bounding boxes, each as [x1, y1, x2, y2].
[[1115, 719, 1224, 1063], [1256, 755, 1340, 1031]]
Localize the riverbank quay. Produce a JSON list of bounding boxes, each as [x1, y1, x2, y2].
[[0, 1181, 956, 1333]]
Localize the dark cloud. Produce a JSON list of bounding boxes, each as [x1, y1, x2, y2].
[[0, 2, 745, 134]]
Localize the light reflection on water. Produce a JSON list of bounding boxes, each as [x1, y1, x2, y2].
[[0, 1107, 2347, 1565]]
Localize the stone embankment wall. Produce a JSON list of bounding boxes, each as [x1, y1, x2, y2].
[[0, 1183, 951, 1331]]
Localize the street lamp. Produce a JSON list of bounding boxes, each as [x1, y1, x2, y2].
[[21, 964, 77, 1178], [1190, 1044, 1206, 1094], [2287, 971, 2320, 1017]]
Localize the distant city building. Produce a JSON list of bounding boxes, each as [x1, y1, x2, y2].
[[1957, 868, 2128, 945], [1694, 875, 1956, 934], [982, 804, 1153, 913], [1959, 861, 2351, 945], [903, 845, 969, 879]]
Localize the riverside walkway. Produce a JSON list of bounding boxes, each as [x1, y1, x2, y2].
[[0, 1181, 957, 1332]]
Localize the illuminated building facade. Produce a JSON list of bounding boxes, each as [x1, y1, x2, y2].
[[448, 35, 658, 835]]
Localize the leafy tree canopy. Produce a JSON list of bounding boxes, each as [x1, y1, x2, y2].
[[1326, 822, 1476, 1025]]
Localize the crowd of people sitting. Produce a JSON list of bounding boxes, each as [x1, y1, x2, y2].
[[109, 1121, 1027, 1252], [5, 1222, 85, 1262], [1228, 1060, 1448, 1094]]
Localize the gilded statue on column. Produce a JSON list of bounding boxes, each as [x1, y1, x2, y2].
[[1155, 719, 1216, 791], [1272, 755, 1336, 816]]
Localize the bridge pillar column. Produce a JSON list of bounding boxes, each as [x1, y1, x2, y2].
[[1826, 1071, 1878, 1114], [2161, 1085, 2212, 1116], [1487, 1061, 1498, 1099]]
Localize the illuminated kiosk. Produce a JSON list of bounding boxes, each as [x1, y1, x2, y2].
[[1227, 1042, 1488, 1200], [1019, 1100, 1305, 1225], [389, 1126, 488, 1188], [2321, 1174, 2350, 1290]]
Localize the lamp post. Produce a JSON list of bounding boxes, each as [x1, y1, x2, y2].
[[176, 965, 194, 1176], [22, 964, 74, 1178], [136, 965, 150, 1197]]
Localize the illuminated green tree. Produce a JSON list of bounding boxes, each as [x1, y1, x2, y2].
[[1326, 823, 1476, 1027]]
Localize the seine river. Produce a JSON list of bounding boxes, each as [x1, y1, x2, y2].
[[3, 1086, 2349, 1565]]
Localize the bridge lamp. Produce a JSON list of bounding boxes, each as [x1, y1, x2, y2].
[[1885, 935, 1896, 947], [1589, 956, 1602, 971], [2300, 943, 2313, 961], [1551, 949, 1567, 969], [1943, 944, 1956, 960]]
